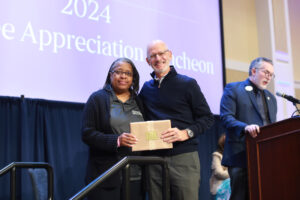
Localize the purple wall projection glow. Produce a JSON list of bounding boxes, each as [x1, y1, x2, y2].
[[0, 0, 224, 114]]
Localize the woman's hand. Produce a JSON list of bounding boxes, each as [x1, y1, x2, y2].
[[118, 133, 138, 147]]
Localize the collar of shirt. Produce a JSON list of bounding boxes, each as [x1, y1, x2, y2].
[[154, 74, 167, 86], [153, 67, 173, 86], [111, 89, 134, 104], [105, 84, 134, 103], [249, 80, 262, 95]]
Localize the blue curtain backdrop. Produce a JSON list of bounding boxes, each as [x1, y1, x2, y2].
[[0, 96, 224, 200]]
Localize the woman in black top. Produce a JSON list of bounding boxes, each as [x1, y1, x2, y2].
[[82, 58, 144, 200]]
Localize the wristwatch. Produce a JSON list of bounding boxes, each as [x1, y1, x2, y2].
[[186, 128, 194, 138]]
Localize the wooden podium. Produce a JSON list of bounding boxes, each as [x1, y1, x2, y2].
[[246, 117, 300, 200]]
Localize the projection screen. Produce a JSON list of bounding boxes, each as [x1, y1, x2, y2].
[[0, 0, 224, 114]]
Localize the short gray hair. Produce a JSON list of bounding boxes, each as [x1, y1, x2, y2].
[[249, 57, 273, 76]]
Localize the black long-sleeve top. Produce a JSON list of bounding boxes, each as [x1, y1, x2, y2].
[[139, 66, 215, 156]]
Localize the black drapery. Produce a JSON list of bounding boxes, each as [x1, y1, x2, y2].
[[0, 96, 224, 200], [0, 96, 87, 199]]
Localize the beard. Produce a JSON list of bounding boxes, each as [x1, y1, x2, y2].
[[256, 80, 269, 90], [153, 63, 169, 75]]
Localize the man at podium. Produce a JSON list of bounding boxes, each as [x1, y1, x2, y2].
[[220, 57, 277, 200]]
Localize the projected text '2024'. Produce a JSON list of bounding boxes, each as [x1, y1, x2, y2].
[[61, 0, 110, 23]]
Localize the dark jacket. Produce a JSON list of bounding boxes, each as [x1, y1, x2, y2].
[[220, 78, 277, 168], [139, 66, 215, 156]]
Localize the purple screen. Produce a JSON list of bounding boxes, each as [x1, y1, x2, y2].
[[0, 0, 223, 114]]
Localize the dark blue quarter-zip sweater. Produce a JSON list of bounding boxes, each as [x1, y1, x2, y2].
[[139, 66, 214, 156]]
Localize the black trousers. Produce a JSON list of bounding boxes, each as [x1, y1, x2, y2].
[[228, 167, 249, 200]]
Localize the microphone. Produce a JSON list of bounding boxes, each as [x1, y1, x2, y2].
[[276, 92, 300, 104]]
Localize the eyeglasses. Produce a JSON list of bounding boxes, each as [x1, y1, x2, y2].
[[111, 70, 133, 77], [256, 68, 275, 79], [148, 49, 169, 60]]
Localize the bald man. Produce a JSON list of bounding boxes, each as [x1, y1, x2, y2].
[[139, 40, 214, 200]]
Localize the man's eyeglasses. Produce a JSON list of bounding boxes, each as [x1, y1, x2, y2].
[[148, 49, 169, 60], [256, 68, 275, 79], [111, 70, 133, 77]]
